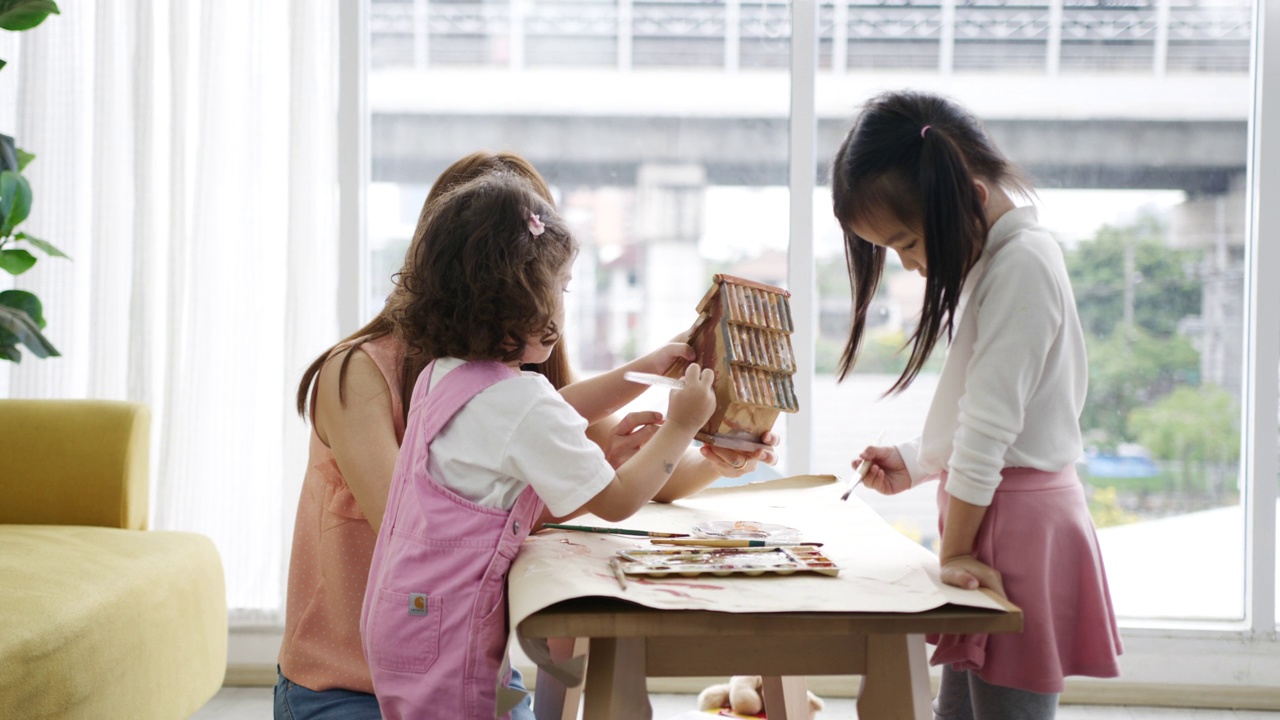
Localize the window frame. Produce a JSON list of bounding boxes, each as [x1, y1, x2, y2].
[[334, 0, 1280, 699]]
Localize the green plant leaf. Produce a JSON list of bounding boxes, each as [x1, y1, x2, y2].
[[16, 232, 68, 259], [0, 59, 7, 72], [16, 147, 32, 171], [0, 0, 60, 31], [0, 134, 16, 174], [0, 303, 58, 360], [0, 247, 35, 275], [0, 169, 32, 234], [0, 288, 43, 327]]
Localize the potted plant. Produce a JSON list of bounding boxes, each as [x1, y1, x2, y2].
[[0, 0, 62, 362]]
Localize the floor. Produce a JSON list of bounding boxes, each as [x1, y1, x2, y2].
[[194, 686, 1280, 719]]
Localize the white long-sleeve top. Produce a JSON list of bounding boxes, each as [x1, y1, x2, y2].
[[897, 205, 1087, 507]]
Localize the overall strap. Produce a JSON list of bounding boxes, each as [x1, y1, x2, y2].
[[416, 360, 519, 445], [381, 360, 519, 539]]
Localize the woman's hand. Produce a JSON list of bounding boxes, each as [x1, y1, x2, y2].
[[699, 431, 778, 477], [940, 554, 1006, 598], [601, 411, 664, 468], [854, 445, 912, 495]]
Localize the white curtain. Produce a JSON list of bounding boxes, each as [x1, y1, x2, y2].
[[0, 0, 340, 625]]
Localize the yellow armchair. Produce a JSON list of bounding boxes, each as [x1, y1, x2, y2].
[[0, 399, 228, 720], [0, 399, 150, 529]]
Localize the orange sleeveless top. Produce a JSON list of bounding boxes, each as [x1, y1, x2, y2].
[[278, 335, 407, 692]]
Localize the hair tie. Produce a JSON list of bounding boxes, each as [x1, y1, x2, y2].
[[920, 125, 932, 139], [527, 212, 545, 237]]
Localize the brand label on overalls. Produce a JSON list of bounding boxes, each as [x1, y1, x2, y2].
[[408, 593, 428, 616]]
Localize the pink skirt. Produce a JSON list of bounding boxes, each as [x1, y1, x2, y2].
[[928, 466, 1123, 694]]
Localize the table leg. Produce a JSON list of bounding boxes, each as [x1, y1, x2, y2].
[[761, 675, 811, 720], [581, 637, 652, 720], [533, 637, 590, 720], [857, 633, 931, 720]]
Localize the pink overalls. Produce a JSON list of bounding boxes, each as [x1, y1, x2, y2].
[[361, 360, 545, 720]]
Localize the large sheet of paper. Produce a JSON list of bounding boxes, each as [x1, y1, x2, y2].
[[510, 475, 1005, 636]]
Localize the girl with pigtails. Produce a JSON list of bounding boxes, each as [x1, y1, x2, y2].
[[833, 90, 1122, 719]]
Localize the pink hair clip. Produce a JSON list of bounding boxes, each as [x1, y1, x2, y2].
[[920, 125, 932, 139], [527, 212, 545, 237]]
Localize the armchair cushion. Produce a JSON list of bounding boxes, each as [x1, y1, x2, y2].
[[0, 398, 227, 719], [0, 525, 227, 719]]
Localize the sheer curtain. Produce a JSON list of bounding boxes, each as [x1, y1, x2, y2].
[[0, 0, 340, 626]]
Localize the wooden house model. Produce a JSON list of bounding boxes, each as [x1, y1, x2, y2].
[[665, 274, 798, 452]]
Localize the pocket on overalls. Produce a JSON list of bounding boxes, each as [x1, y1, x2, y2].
[[367, 587, 443, 674]]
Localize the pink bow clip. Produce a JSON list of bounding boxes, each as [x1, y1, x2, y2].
[[528, 213, 545, 237]]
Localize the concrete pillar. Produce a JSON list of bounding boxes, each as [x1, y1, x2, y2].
[[1170, 172, 1247, 404], [634, 164, 708, 355]]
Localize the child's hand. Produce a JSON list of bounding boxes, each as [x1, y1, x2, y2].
[[665, 363, 716, 434], [940, 554, 1006, 598], [854, 445, 911, 495], [700, 430, 779, 476], [602, 411, 664, 468], [639, 338, 695, 375]]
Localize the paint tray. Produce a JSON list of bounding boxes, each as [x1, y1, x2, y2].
[[614, 545, 839, 578]]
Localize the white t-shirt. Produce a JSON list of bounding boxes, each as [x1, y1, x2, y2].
[[424, 357, 616, 517], [899, 205, 1088, 507]]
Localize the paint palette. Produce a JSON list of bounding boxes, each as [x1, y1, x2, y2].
[[614, 546, 840, 578], [691, 520, 802, 542]]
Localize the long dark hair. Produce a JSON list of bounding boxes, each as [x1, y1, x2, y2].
[[296, 151, 572, 423], [831, 90, 1030, 392]]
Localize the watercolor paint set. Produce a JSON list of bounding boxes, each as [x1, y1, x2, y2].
[[614, 545, 840, 579]]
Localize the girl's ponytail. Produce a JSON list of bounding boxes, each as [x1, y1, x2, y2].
[[831, 90, 1030, 393], [893, 126, 987, 393]]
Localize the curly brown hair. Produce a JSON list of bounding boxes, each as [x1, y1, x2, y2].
[[296, 151, 572, 422], [387, 172, 576, 367]]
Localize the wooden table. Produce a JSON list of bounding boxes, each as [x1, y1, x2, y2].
[[508, 477, 1022, 720], [522, 593, 1020, 720]]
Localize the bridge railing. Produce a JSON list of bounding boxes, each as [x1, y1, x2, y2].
[[369, 0, 1252, 75]]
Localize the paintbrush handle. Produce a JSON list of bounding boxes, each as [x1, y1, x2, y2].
[[651, 539, 823, 548], [623, 371, 685, 390], [543, 523, 689, 538]]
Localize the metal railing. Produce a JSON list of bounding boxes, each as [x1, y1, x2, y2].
[[369, 0, 1252, 74]]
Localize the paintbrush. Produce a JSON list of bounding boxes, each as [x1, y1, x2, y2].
[[651, 539, 823, 548], [623, 371, 685, 390], [608, 557, 629, 590], [843, 431, 885, 501], [543, 523, 689, 538]]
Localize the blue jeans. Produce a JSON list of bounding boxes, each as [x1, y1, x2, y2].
[[274, 665, 534, 720]]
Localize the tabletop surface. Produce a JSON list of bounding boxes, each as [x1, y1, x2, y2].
[[511, 475, 1016, 633]]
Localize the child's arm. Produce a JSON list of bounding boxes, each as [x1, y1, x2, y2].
[[579, 364, 716, 521], [938, 497, 1006, 598], [558, 340, 695, 424], [650, 432, 779, 503]]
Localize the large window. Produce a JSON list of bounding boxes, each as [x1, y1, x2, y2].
[[359, 0, 1279, 674]]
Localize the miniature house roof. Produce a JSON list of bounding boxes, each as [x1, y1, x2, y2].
[[667, 274, 799, 451], [695, 275, 798, 413]]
